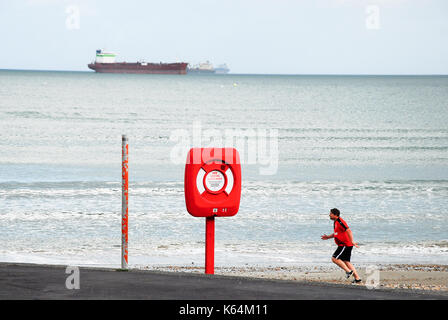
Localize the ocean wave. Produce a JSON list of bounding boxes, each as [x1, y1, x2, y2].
[[1, 239, 447, 267], [1, 179, 448, 202]]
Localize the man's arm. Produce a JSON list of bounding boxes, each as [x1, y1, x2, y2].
[[321, 233, 334, 240], [346, 229, 359, 248]]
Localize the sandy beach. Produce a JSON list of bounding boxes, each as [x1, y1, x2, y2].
[[140, 264, 448, 293]]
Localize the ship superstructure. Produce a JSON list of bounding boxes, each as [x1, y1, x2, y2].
[[187, 61, 216, 74]]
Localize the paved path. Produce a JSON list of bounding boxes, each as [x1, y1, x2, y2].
[[0, 263, 446, 300]]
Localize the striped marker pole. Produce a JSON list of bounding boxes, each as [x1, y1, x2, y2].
[[121, 135, 129, 269]]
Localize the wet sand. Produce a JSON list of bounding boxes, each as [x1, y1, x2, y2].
[[141, 264, 448, 292]]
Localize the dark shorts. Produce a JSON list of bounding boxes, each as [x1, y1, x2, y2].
[[332, 246, 353, 262]]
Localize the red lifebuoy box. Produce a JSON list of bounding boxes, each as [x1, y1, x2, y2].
[[185, 147, 241, 217], [184, 147, 242, 274]]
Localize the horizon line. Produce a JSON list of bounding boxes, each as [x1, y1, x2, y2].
[[1, 68, 448, 77]]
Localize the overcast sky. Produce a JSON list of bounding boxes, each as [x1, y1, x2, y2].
[[1, 0, 447, 74]]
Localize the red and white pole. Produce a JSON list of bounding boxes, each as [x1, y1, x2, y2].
[[121, 135, 129, 269], [205, 216, 215, 274]]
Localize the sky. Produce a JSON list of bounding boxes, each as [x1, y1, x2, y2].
[[0, 0, 447, 74]]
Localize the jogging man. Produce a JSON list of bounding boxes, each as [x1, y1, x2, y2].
[[321, 208, 362, 283]]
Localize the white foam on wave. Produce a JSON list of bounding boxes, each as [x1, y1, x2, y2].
[[2, 240, 447, 268]]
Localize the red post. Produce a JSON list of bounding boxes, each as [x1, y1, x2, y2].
[[205, 216, 215, 274]]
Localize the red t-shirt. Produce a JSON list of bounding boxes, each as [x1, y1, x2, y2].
[[333, 217, 352, 246]]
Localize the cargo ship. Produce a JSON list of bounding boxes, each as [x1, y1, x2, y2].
[[215, 63, 230, 74], [187, 61, 215, 74], [88, 50, 188, 74]]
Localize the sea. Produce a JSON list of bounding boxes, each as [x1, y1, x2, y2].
[[1, 70, 447, 269]]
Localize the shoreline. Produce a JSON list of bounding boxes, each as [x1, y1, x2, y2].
[[139, 263, 448, 292], [1, 260, 447, 293]]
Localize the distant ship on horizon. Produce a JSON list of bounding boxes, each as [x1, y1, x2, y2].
[[187, 61, 215, 74], [88, 50, 188, 74], [187, 61, 230, 74], [215, 63, 230, 74]]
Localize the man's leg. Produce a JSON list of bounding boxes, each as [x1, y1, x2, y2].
[[331, 256, 351, 272], [343, 261, 361, 280]]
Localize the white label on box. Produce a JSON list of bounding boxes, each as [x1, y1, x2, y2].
[[205, 170, 225, 192]]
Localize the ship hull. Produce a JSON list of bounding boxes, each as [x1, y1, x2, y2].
[[88, 62, 188, 74], [187, 68, 215, 74], [215, 69, 230, 74]]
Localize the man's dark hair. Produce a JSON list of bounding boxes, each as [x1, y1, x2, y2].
[[330, 208, 340, 216]]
